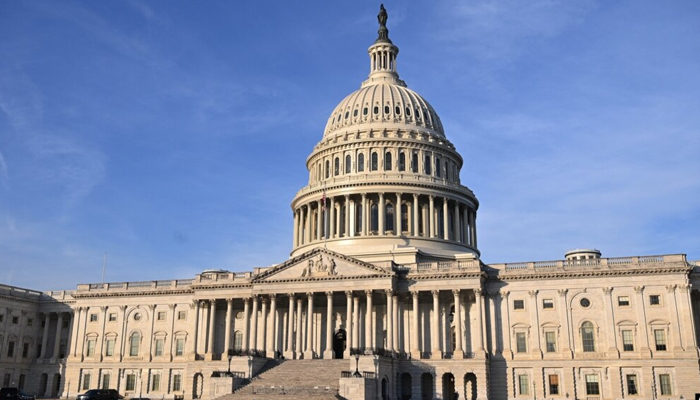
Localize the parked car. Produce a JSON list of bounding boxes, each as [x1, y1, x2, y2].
[[0, 388, 36, 400], [76, 389, 123, 400]]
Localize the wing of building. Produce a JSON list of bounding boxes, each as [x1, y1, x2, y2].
[[1, 6, 699, 400]]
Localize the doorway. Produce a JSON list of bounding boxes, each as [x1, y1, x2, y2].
[[333, 329, 346, 359]]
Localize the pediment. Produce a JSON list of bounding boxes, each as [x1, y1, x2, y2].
[[253, 248, 393, 283]]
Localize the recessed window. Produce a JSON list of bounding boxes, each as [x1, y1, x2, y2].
[[151, 374, 161, 392], [12, 316, 19, 324], [108, 313, 117, 322], [371, 152, 378, 171], [105, 339, 115, 356], [582, 321, 596, 352], [398, 153, 405, 172], [373, 106, 379, 114], [27, 318, 33, 327], [435, 157, 441, 177], [155, 338, 164, 356], [515, 332, 527, 353], [626, 374, 638, 395], [175, 338, 185, 356], [653, 329, 666, 351], [618, 296, 630, 307], [86, 339, 96, 357], [363, 107, 368, 115], [542, 299, 554, 309], [0, 315, 4, 322], [172, 375, 182, 392], [513, 300, 525, 310], [384, 152, 392, 171], [353, 109, 358, 117], [90, 314, 98, 322], [177, 311, 187, 320], [405, 107, 411, 116], [580, 298, 591, 308], [157, 311, 166, 321], [545, 331, 556, 352], [424, 154, 431, 175], [345, 154, 352, 174], [659, 374, 672, 395], [133, 313, 142, 322], [344, 111, 349, 119], [126, 374, 136, 391], [585, 374, 600, 395], [649, 295, 661, 306], [622, 330, 634, 351], [395, 105, 401, 115], [518, 375, 529, 395], [22, 342, 29, 358], [334, 157, 340, 176], [384, 105, 390, 114], [548, 375, 559, 395], [357, 154, 365, 172]]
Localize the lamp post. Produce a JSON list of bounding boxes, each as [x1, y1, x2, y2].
[[247, 355, 253, 379], [353, 353, 361, 378], [227, 349, 233, 377], [138, 370, 143, 400], [532, 380, 536, 400]]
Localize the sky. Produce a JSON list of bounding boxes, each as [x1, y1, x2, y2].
[[1, 1, 699, 291]]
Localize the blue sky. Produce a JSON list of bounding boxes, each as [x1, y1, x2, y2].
[[1, 1, 698, 291]]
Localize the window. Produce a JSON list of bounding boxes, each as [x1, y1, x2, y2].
[[649, 295, 661, 305], [345, 154, 351, 173], [373, 106, 379, 115], [151, 374, 161, 391], [105, 339, 115, 357], [325, 160, 330, 178], [513, 300, 525, 310], [7, 341, 15, 357], [626, 374, 638, 395], [157, 311, 166, 321], [385, 152, 392, 171], [353, 109, 358, 117], [384, 105, 390, 114], [580, 298, 591, 308], [545, 331, 557, 352], [102, 374, 110, 390], [618, 296, 630, 306], [155, 338, 164, 356], [659, 374, 672, 395], [83, 373, 91, 390], [63, 319, 69, 328], [12, 316, 19, 324], [395, 105, 401, 115], [398, 152, 405, 171], [518, 375, 529, 395], [0, 315, 3, 322], [86, 339, 96, 357], [176, 338, 185, 356], [357, 154, 365, 172], [22, 342, 29, 358], [435, 157, 441, 177], [177, 311, 186, 320], [108, 313, 117, 322], [27, 318, 33, 327], [582, 322, 596, 352], [18, 374, 25, 390], [334, 157, 340, 175], [370, 203, 379, 232], [126, 374, 136, 391], [371, 152, 378, 171], [2, 374, 9, 388], [129, 332, 140, 356], [133, 313, 141, 321], [654, 329, 666, 351], [548, 375, 559, 395], [622, 330, 634, 351], [411, 153, 418, 172], [90, 314, 98, 322], [363, 107, 368, 116], [516, 332, 527, 353], [424, 155, 431, 175], [172, 375, 182, 392], [542, 299, 554, 309], [385, 204, 394, 232], [585, 374, 600, 395]]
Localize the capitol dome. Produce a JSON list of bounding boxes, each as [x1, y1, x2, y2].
[[290, 7, 479, 264]]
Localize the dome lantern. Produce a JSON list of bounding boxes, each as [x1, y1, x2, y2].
[[363, 5, 404, 88]]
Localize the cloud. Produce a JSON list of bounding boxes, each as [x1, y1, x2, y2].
[[0, 151, 8, 188]]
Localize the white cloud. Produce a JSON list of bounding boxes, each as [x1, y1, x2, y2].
[[0, 151, 8, 188]]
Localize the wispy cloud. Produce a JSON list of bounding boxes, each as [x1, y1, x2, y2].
[[0, 151, 8, 188]]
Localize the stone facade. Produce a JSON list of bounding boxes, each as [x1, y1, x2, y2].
[[1, 7, 699, 400]]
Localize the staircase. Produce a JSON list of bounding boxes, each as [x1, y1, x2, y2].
[[218, 359, 348, 400]]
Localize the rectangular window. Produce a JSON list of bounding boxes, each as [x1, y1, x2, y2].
[[155, 338, 164, 356], [622, 330, 634, 351], [126, 374, 136, 391], [86, 339, 96, 357], [102, 374, 110, 390], [22, 343, 30, 358], [0, 315, 3, 322], [90, 314, 98, 322], [618, 296, 630, 306], [513, 300, 525, 310], [7, 341, 15, 357], [516, 332, 527, 353], [659, 374, 672, 395], [18, 374, 25, 390], [105, 339, 115, 357], [626, 374, 638, 395], [12, 316, 19, 324], [649, 295, 661, 305], [177, 311, 187, 320], [654, 329, 667, 351], [175, 338, 185, 356], [157, 311, 166, 321], [3, 374, 10, 388], [151, 374, 161, 391], [542, 299, 554, 309], [108, 313, 117, 322], [518, 375, 529, 395], [83, 373, 91, 390], [27, 318, 33, 326], [585, 374, 600, 395], [545, 331, 556, 352], [548, 375, 559, 395], [172, 375, 182, 392]]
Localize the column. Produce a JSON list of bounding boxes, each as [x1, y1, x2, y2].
[[285, 294, 295, 359], [325, 292, 334, 359], [250, 296, 259, 350], [329, 197, 335, 239], [305, 293, 314, 359], [475, 289, 485, 356], [429, 196, 436, 238], [317, 200, 323, 241], [241, 298, 250, 351], [188, 302, 199, 357], [453, 202, 460, 242], [501, 291, 512, 358], [463, 208, 470, 245], [40, 313, 51, 358], [299, 206, 306, 245], [361, 193, 368, 236], [677, 285, 697, 349], [206, 300, 216, 358], [412, 194, 419, 236], [268, 295, 277, 356], [528, 290, 542, 357], [410, 292, 420, 358], [335, 203, 341, 238], [305, 205, 312, 243], [365, 291, 373, 349], [295, 298, 303, 358], [386, 290, 394, 351], [260, 297, 268, 353], [396, 193, 402, 235], [352, 295, 360, 349], [53, 313, 64, 360], [443, 198, 449, 240], [345, 291, 353, 358], [453, 290, 464, 359], [70, 308, 82, 358], [378, 193, 385, 234], [556, 290, 571, 357], [666, 285, 683, 351], [344, 195, 350, 237], [431, 290, 440, 358], [392, 295, 399, 351], [634, 286, 651, 354], [293, 209, 299, 247], [224, 299, 233, 353], [471, 211, 478, 248], [602, 288, 618, 355]]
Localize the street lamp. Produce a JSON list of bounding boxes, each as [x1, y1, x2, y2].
[[138, 370, 143, 400], [532, 380, 536, 400], [247, 355, 253, 379], [227, 349, 234, 377], [353, 353, 361, 378]]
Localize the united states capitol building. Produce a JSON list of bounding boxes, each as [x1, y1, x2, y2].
[[1, 7, 699, 400]]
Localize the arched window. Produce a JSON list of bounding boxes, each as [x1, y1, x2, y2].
[[371, 152, 378, 171], [398, 153, 406, 171], [435, 157, 441, 177], [355, 204, 363, 233], [425, 154, 432, 175], [358, 153, 365, 172], [384, 152, 392, 171], [334, 157, 340, 176], [412, 153, 418, 172], [385, 203, 394, 232], [325, 160, 330, 179], [129, 332, 140, 357], [581, 322, 595, 352], [401, 204, 409, 233], [445, 161, 450, 180], [345, 154, 351, 174], [234, 331, 243, 350], [370, 203, 379, 232]]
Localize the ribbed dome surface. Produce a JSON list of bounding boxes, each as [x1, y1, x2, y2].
[[323, 83, 444, 137]]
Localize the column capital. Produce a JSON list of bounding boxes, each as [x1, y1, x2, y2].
[[326, 291, 333, 298], [665, 284, 677, 293], [345, 290, 353, 298], [364, 290, 372, 297], [474, 288, 483, 297], [634, 286, 645, 294], [411, 290, 419, 299], [528, 290, 538, 298], [169, 304, 177, 310], [148, 304, 157, 311], [100, 306, 108, 312], [499, 290, 509, 299], [385, 289, 394, 296], [306, 292, 314, 298], [119, 305, 127, 312], [226, 298, 234, 305], [602, 287, 613, 295], [431, 289, 439, 297], [261, 297, 269, 305], [557, 289, 568, 297], [678, 284, 690, 292], [288, 293, 295, 300], [452, 289, 461, 296]]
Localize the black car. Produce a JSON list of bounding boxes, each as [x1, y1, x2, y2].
[[0, 388, 36, 400], [76, 389, 123, 400]]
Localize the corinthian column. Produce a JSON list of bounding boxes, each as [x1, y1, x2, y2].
[[412, 194, 419, 236], [249, 296, 258, 351], [411, 291, 420, 358], [365, 290, 373, 348], [285, 294, 295, 359], [453, 290, 464, 359], [431, 290, 440, 358], [304, 293, 314, 359], [386, 290, 393, 351], [324, 292, 334, 359], [429, 196, 435, 238]]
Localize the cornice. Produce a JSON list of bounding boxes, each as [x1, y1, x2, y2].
[[489, 266, 692, 282]]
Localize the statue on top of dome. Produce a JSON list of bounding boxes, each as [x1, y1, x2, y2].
[[378, 4, 388, 28], [376, 4, 391, 43]]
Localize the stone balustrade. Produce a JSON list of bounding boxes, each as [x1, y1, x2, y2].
[[492, 254, 687, 273]]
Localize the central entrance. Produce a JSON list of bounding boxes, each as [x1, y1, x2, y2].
[[333, 329, 346, 359]]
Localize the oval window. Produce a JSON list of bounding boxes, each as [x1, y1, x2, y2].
[[363, 107, 368, 115], [580, 298, 591, 308], [134, 313, 141, 321], [395, 106, 401, 115], [405, 107, 411, 116], [384, 105, 390, 114], [353, 109, 358, 117], [373, 106, 379, 114], [344, 111, 349, 119]]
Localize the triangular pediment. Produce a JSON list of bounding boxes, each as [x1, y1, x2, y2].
[[252, 248, 393, 283]]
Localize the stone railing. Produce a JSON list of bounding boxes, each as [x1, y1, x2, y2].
[[77, 279, 194, 293], [492, 254, 687, 274], [401, 259, 481, 274], [295, 172, 474, 197], [0, 283, 45, 300]]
